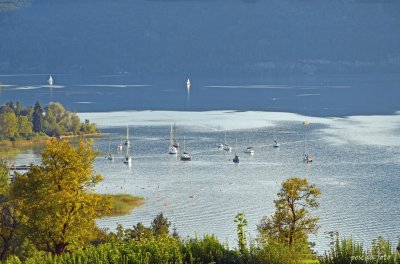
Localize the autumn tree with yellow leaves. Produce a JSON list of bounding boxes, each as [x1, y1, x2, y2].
[[12, 139, 110, 255], [258, 177, 321, 247]]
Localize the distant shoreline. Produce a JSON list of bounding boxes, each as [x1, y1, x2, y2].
[[0, 132, 103, 157]]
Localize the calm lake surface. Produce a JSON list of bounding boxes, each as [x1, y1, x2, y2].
[[2, 73, 399, 252], [1, 73, 399, 117]]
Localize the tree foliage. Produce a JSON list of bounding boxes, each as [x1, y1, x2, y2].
[[234, 211, 248, 256], [11, 139, 110, 255], [258, 177, 320, 247], [0, 101, 98, 141]]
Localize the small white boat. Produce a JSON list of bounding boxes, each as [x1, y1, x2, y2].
[[244, 146, 255, 154], [223, 144, 231, 151], [123, 155, 131, 164], [48, 75, 53, 85], [180, 136, 191, 161], [169, 145, 178, 155], [106, 142, 114, 160], [303, 153, 313, 163]]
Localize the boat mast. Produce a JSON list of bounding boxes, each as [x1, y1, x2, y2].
[[126, 126, 129, 141], [170, 124, 173, 145], [235, 138, 238, 155]]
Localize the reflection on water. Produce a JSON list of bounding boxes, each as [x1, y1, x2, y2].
[[12, 121, 400, 252]]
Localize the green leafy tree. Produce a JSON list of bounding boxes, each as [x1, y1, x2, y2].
[[234, 212, 248, 256], [126, 222, 153, 241], [17, 116, 32, 138], [0, 162, 23, 260], [14, 102, 23, 117], [258, 177, 320, 247], [0, 112, 18, 139], [12, 139, 111, 255], [0, 162, 8, 194], [151, 213, 171, 236], [32, 101, 43, 133]]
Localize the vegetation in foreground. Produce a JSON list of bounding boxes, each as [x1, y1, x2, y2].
[[0, 101, 99, 143], [0, 139, 398, 263]]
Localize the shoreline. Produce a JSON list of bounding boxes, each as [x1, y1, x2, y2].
[[100, 194, 145, 217], [0, 132, 103, 157]]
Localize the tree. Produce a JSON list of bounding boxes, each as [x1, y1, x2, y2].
[[12, 139, 111, 254], [14, 101, 23, 117], [258, 177, 320, 247], [151, 213, 171, 236], [0, 112, 18, 139], [0, 162, 23, 260], [18, 116, 32, 138], [234, 212, 248, 256], [0, 162, 8, 194], [32, 101, 43, 133]]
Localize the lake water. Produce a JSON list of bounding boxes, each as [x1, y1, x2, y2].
[[2, 74, 400, 252], [1, 73, 399, 117]]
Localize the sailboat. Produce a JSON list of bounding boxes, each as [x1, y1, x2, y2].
[[303, 121, 312, 163], [244, 131, 255, 154], [169, 124, 178, 154], [180, 136, 191, 161], [233, 138, 239, 164], [223, 131, 231, 151], [124, 126, 130, 147], [172, 123, 179, 148], [106, 142, 114, 160], [273, 125, 280, 148], [216, 127, 224, 148], [123, 126, 132, 164], [48, 75, 53, 85], [244, 146, 254, 154], [123, 145, 131, 164]]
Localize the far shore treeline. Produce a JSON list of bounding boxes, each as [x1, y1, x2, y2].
[[0, 101, 98, 142]]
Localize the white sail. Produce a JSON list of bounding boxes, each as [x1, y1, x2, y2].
[[48, 75, 53, 85]]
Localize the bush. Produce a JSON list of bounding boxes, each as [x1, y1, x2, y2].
[[320, 235, 399, 264]]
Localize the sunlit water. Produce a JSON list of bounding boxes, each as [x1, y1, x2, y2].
[[2, 73, 399, 252], [9, 112, 400, 253]]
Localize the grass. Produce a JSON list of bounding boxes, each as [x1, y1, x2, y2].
[[102, 194, 145, 216], [302, 260, 319, 264]]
